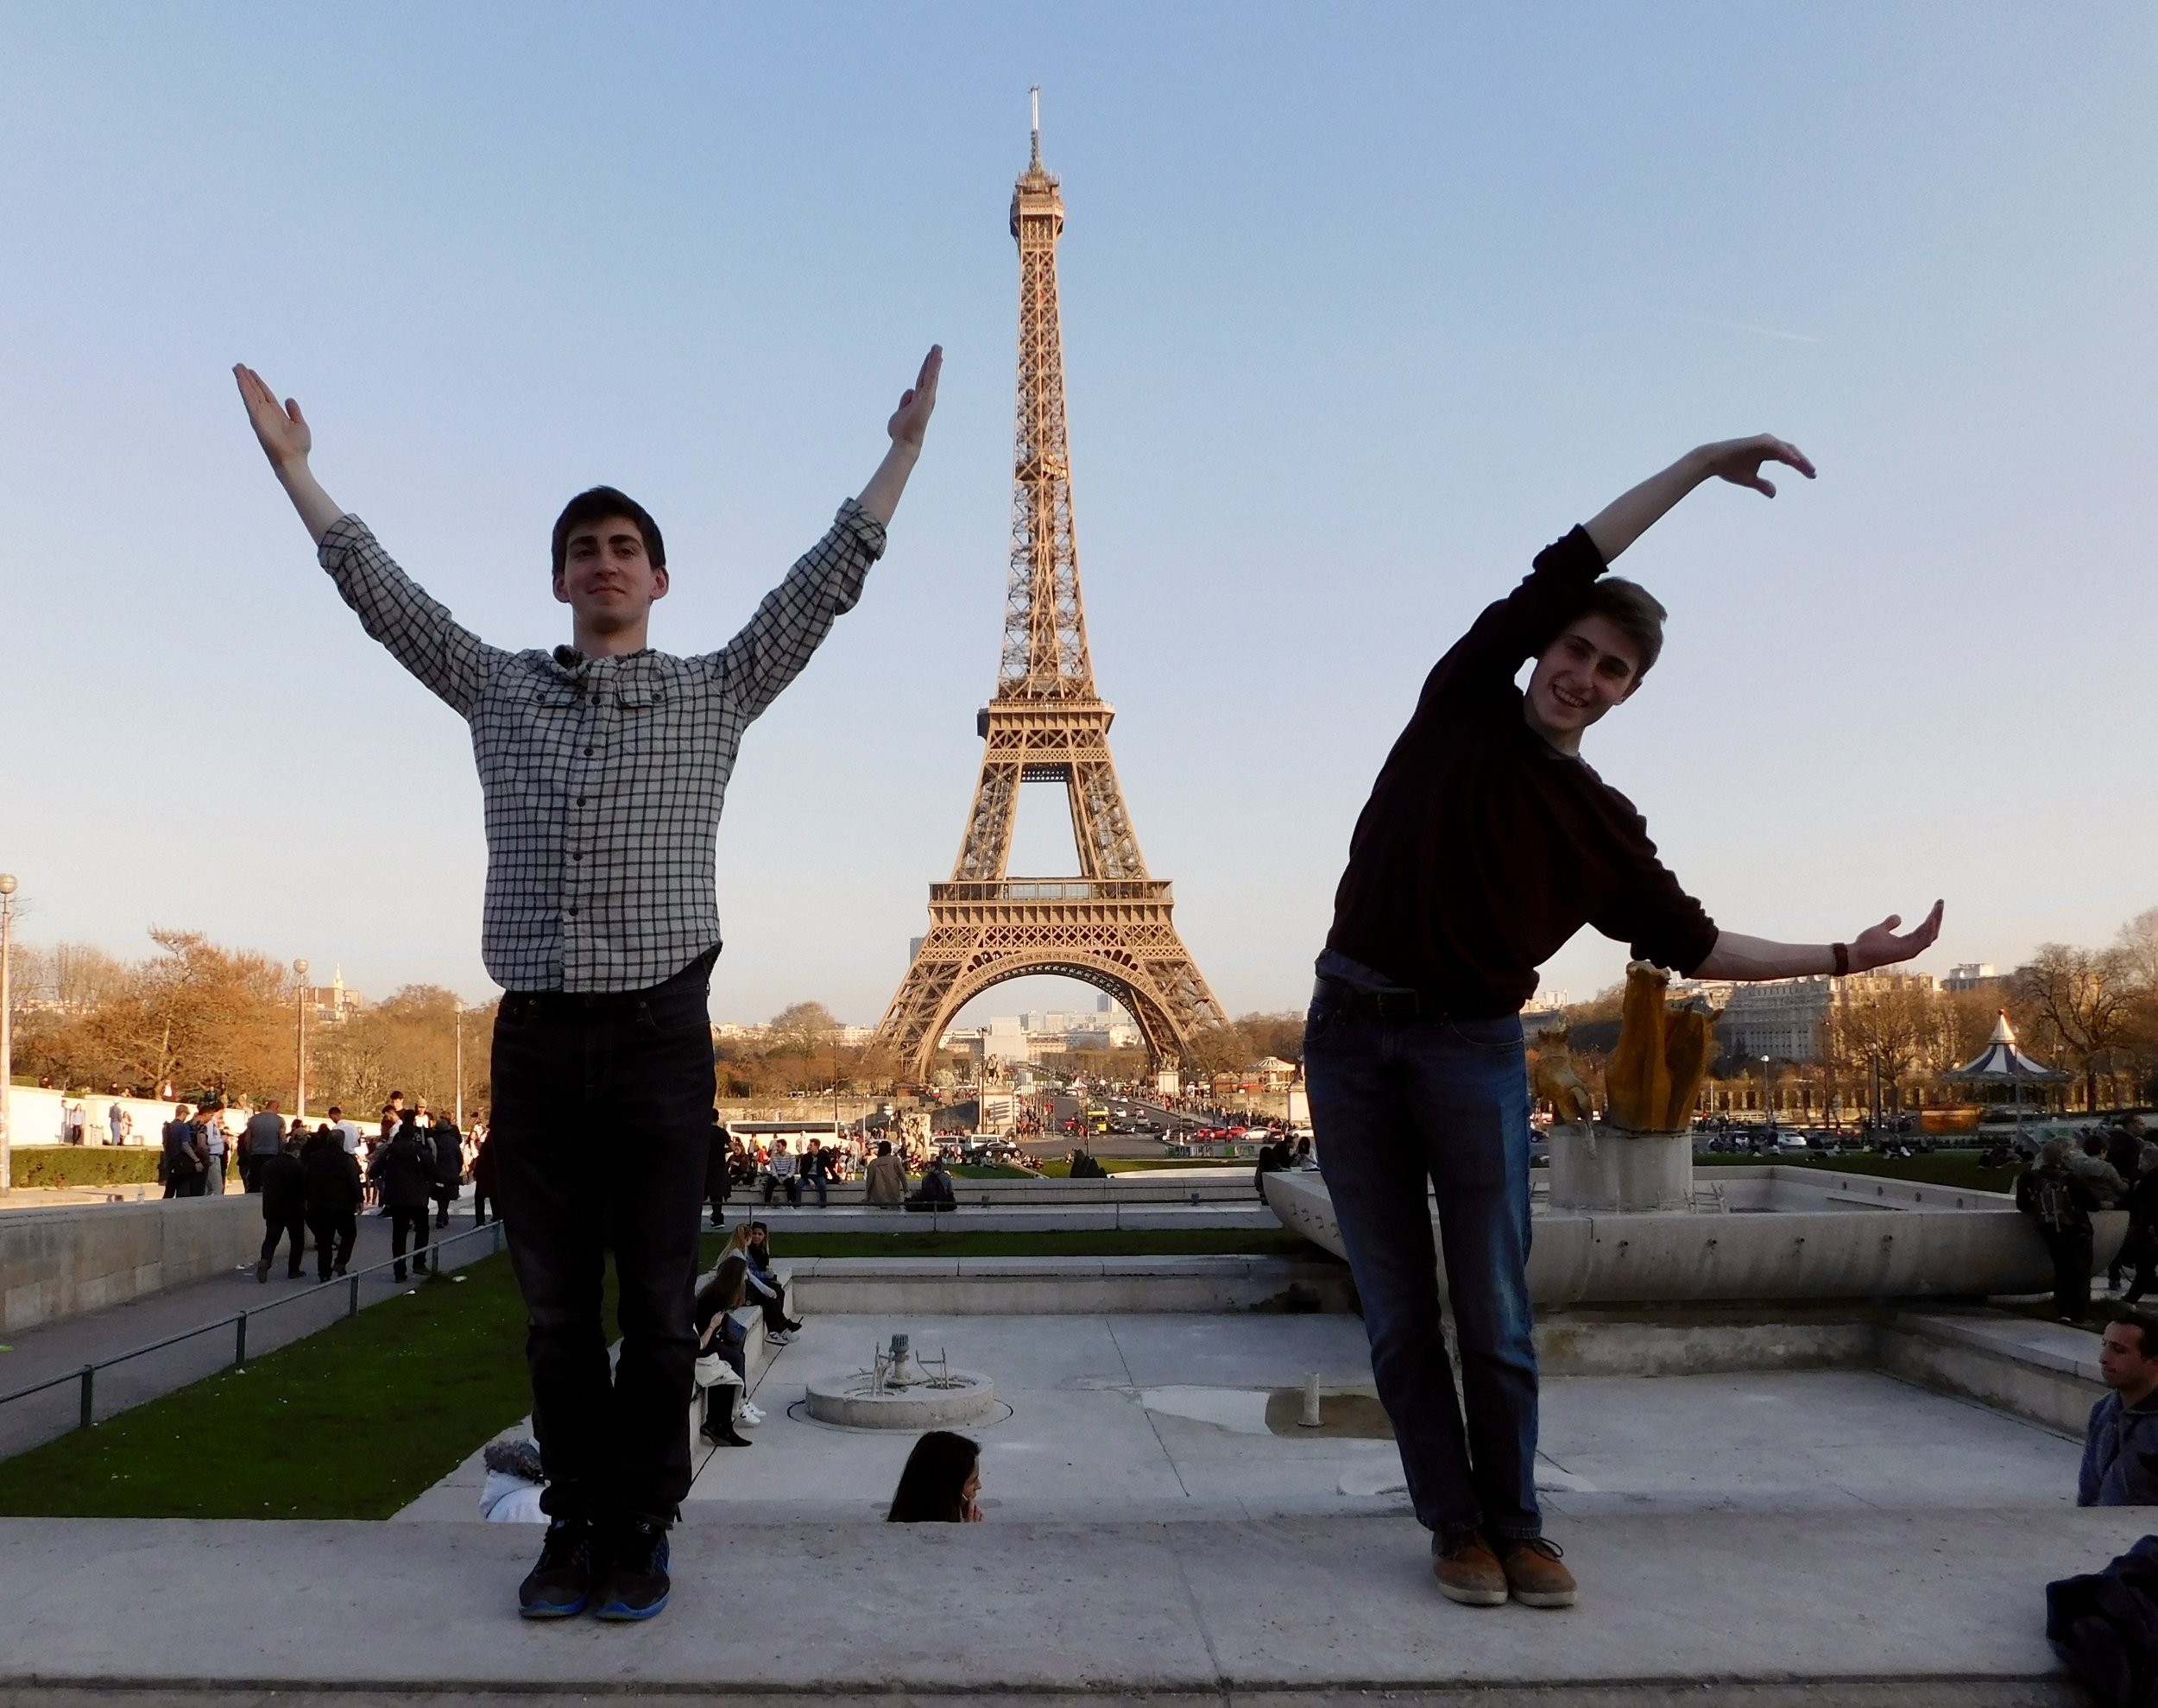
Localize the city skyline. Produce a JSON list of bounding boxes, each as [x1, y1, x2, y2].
[[1, 8, 2152, 1027]]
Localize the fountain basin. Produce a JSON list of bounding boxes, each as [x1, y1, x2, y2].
[[803, 1371, 1000, 1429], [1265, 1165, 2123, 1304]]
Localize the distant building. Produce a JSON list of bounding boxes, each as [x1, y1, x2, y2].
[[300, 967, 364, 1025], [1716, 970, 1940, 1064], [1943, 962, 2006, 993]]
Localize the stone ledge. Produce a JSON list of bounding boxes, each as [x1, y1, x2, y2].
[[0, 1509, 2130, 1700]]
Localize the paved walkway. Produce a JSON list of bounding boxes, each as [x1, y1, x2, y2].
[[0, 1194, 502, 1460], [404, 1312, 2087, 1528], [0, 1506, 2130, 1703]]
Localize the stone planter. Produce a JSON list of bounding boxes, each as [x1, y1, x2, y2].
[[1546, 1121, 1693, 1213]]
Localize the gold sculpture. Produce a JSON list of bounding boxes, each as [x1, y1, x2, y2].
[[1530, 1024, 1596, 1125], [868, 96, 1225, 1080], [1605, 962, 1719, 1133]]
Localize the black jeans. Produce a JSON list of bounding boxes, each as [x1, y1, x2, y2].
[[389, 1206, 432, 1279], [260, 1211, 305, 1275], [307, 1207, 357, 1280], [2047, 1226, 2095, 1320], [2125, 1225, 2158, 1304], [493, 949, 716, 1528]]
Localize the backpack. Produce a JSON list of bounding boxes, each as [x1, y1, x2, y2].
[[2032, 1172, 2087, 1236]]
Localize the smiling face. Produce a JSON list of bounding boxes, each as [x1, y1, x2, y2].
[[1524, 615, 1646, 753], [553, 514, 668, 641]]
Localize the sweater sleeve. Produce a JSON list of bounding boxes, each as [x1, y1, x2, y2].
[[1413, 526, 1608, 714], [1586, 805, 1720, 975]]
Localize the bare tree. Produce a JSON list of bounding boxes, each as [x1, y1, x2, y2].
[[2017, 943, 2139, 1110]]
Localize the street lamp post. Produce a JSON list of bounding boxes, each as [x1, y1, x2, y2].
[[293, 957, 310, 1120], [453, 997, 464, 1129], [0, 873, 16, 1194], [1760, 1055, 1773, 1131]]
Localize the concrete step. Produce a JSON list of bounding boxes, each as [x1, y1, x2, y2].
[[0, 1507, 2127, 1704]]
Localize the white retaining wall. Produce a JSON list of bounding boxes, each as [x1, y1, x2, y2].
[[0, 1195, 262, 1333]]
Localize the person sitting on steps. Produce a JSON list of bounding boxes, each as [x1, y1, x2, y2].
[[724, 1223, 803, 1342], [693, 1257, 756, 1446]]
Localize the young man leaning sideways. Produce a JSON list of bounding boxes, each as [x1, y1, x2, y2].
[[235, 347, 941, 1622], [1307, 436, 1944, 1610]]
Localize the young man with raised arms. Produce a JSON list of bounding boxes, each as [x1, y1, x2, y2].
[[235, 347, 940, 1622], [1306, 435, 1944, 1610]]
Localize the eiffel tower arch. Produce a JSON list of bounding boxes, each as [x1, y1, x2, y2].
[[870, 93, 1226, 1082]]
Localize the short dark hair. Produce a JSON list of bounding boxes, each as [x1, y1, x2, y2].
[[552, 487, 665, 582], [2115, 1308, 2158, 1358], [1577, 577, 1668, 678]]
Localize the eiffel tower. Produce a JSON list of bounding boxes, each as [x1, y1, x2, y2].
[[870, 92, 1226, 1081]]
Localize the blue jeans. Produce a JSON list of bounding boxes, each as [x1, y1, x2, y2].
[[1303, 980, 1540, 1545]]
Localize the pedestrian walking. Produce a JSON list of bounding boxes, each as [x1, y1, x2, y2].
[[369, 1114, 437, 1281], [471, 1126, 500, 1226], [199, 1102, 230, 1196], [431, 1109, 464, 1227], [2021, 1140, 2102, 1324], [241, 1101, 287, 1193], [302, 1124, 362, 1281], [160, 1104, 202, 1199], [256, 1134, 308, 1281]]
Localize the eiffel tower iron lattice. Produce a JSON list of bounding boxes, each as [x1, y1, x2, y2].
[[870, 95, 1227, 1081]]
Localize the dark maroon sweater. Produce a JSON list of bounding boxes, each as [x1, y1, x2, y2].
[[1322, 526, 1719, 1017]]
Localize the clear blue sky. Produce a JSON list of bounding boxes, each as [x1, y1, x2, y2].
[[2, 4, 2152, 1026]]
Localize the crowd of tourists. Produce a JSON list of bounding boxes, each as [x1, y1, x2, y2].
[[153, 1095, 495, 1287]]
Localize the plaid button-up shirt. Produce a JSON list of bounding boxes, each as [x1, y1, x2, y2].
[[319, 501, 887, 993]]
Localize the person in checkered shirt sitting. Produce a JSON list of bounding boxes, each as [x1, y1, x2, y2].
[[235, 347, 941, 1623]]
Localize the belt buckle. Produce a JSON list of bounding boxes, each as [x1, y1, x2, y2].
[[1373, 988, 1422, 1020]]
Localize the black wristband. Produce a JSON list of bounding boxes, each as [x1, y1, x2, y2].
[[1833, 942, 1850, 978]]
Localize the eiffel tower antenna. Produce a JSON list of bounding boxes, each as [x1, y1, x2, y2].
[[869, 98, 1226, 1081]]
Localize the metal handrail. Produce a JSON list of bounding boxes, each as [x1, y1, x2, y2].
[[0, 1215, 509, 1429]]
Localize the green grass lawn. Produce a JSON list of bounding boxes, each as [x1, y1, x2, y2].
[[1034, 1157, 1251, 1177], [950, 1163, 1037, 1179], [0, 1251, 540, 1519], [1694, 1150, 2023, 1194]]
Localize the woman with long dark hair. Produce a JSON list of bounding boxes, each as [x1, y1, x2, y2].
[[887, 1430, 982, 1522], [693, 1257, 754, 1446]]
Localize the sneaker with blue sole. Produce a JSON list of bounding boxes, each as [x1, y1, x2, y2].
[[516, 1518, 595, 1619], [592, 1518, 671, 1621]]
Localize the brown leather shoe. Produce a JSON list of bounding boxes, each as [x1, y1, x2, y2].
[[1499, 1537, 1577, 1608], [1431, 1530, 1507, 1607]]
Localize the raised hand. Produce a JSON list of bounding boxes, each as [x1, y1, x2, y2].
[[1698, 433, 1816, 498], [1852, 899, 1946, 972], [234, 364, 312, 470], [887, 345, 943, 450]]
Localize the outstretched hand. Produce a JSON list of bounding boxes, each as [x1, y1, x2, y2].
[[1852, 899, 1945, 973], [887, 345, 943, 450], [234, 364, 312, 470], [1698, 433, 1815, 498]]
